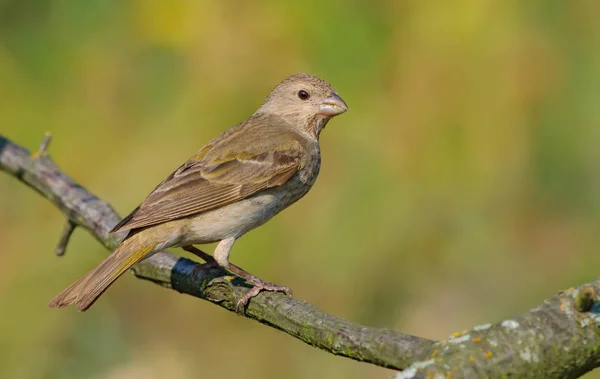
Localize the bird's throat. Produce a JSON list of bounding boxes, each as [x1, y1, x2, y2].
[[308, 116, 330, 139]]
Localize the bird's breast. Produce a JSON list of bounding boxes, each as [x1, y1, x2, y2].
[[299, 149, 321, 186], [181, 150, 321, 245]]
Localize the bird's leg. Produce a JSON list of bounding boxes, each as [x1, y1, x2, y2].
[[182, 245, 218, 268], [214, 238, 293, 313]]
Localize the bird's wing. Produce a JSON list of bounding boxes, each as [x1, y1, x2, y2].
[[111, 115, 307, 233]]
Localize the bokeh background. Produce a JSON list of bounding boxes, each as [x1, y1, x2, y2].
[[1, 1, 600, 378]]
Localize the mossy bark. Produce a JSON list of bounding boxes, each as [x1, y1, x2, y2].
[[396, 283, 600, 378]]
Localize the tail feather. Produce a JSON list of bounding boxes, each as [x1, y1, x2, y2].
[[48, 276, 88, 308], [49, 235, 155, 311]]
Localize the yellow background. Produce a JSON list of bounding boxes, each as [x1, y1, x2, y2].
[[1, 1, 600, 378]]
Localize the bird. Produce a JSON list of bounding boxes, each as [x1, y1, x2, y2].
[[48, 73, 348, 312]]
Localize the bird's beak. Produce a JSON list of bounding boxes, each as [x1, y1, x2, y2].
[[319, 93, 348, 117]]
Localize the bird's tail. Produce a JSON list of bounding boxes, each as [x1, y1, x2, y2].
[[48, 232, 156, 311]]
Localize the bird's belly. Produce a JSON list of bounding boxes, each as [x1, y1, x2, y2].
[[181, 183, 308, 245]]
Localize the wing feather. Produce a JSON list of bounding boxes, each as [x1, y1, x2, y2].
[[111, 114, 308, 233]]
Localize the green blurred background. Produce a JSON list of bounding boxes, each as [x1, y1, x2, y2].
[[1, 1, 600, 378]]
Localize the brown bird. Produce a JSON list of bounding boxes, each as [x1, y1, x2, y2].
[[49, 73, 348, 312]]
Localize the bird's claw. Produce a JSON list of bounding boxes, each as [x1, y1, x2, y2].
[[235, 281, 293, 313]]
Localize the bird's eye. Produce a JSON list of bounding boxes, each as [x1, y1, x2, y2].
[[298, 90, 310, 100]]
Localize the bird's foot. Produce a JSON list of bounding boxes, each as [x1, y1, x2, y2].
[[236, 280, 293, 313]]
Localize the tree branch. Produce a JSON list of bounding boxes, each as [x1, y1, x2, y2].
[[0, 134, 434, 370], [394, 282, 600, 378], [3, 133, 600, 378]]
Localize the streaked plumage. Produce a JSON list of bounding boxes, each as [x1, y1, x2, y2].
[[112, 114, 311, 233], [49, 73, 348, 311]]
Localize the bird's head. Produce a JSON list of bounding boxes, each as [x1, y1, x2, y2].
[[258, 73, 348, 137]]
